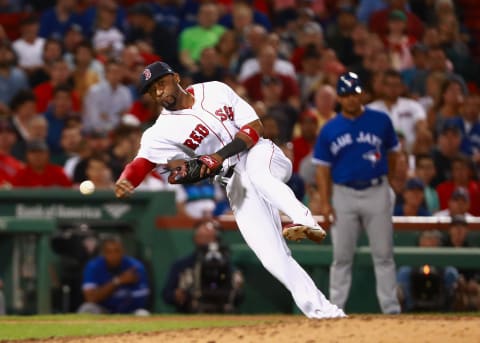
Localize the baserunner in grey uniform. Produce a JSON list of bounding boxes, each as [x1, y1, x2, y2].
[[312, 72, 401, 314]]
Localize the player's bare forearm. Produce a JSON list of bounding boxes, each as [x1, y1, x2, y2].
[[387, 151, 399, 184], [316, 164, 335, 221], [316, 165, 332, 205]]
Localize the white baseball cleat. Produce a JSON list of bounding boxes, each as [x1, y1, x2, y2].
[[282, 223, 327, 244], [312, 308, 347, 319]]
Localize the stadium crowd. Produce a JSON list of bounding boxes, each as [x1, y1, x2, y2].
[[0, 0, 479, 216], [0, 0, 479, 311]]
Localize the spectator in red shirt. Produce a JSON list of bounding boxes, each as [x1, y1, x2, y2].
[[128, 93, 158, 124], [369, 0, 424, 41], [383, 10, 416, 72], [291, 110, 318, 173], [0, 118, 23, 187], [242, 45, 300, 109], [436, 155, 480, 216], [33, 58, 81, 113], [12, 140, 72, 188], [433, 187, 473, 218]]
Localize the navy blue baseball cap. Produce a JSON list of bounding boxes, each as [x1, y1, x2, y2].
[[336, 72, 362, 96], [139, 61, 175, 94]]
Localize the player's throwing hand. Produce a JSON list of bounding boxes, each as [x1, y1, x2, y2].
[[115, 179, 135, 198]]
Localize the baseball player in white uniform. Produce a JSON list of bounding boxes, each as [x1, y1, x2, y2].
[[115, 61, 345, 319]]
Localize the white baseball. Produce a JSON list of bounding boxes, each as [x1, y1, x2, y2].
[[79, 180, 95, 195]]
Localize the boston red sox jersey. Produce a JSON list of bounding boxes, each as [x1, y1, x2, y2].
[[136, 81, 259, 172]]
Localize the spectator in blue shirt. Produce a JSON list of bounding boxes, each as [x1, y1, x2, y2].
[[151, 0, 181, 33], [0, 42, 29, 111], [44, 85, 78, 154], [394, 177, 431, 216], [454, 93, 480, 157], [39, 0, 84, 39], [356, 0, 389, 24], [78, 0, 127, 38], [78, 234, 150, 315]]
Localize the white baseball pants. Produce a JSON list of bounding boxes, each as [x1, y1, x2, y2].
[[226, 139, 344, 318]]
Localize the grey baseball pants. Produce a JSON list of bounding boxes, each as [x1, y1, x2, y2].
[[329, 179, 400, 314]]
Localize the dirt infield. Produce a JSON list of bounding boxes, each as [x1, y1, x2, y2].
[[17, 314, 480, 343]]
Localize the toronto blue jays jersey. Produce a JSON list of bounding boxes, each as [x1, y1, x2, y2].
[[82, 256, 150, 313], [312, 107, 400, 184]]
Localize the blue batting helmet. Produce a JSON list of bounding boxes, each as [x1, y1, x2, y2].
[[336, 72, 363, 96]]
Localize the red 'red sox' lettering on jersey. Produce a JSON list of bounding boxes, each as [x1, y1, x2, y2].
[[215, 106, 234, 121], [183, 124, 209, 149]]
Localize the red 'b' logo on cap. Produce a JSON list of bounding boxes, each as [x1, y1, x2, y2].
[[143, 68, 151, 80]]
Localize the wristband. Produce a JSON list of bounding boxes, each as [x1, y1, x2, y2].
[[239, 125, 260, 144], [199, 155, 222, 170]]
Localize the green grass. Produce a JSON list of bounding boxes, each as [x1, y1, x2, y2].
[[0, 314, 260, 341]]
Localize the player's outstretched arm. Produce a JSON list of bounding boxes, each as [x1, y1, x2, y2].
[[115, 158, 156, 198], [199, 119, 264, 177]]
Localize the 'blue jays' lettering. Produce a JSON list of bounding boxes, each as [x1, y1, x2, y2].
[[330, 133, 352, 155], [330, 131, 383, 156]]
